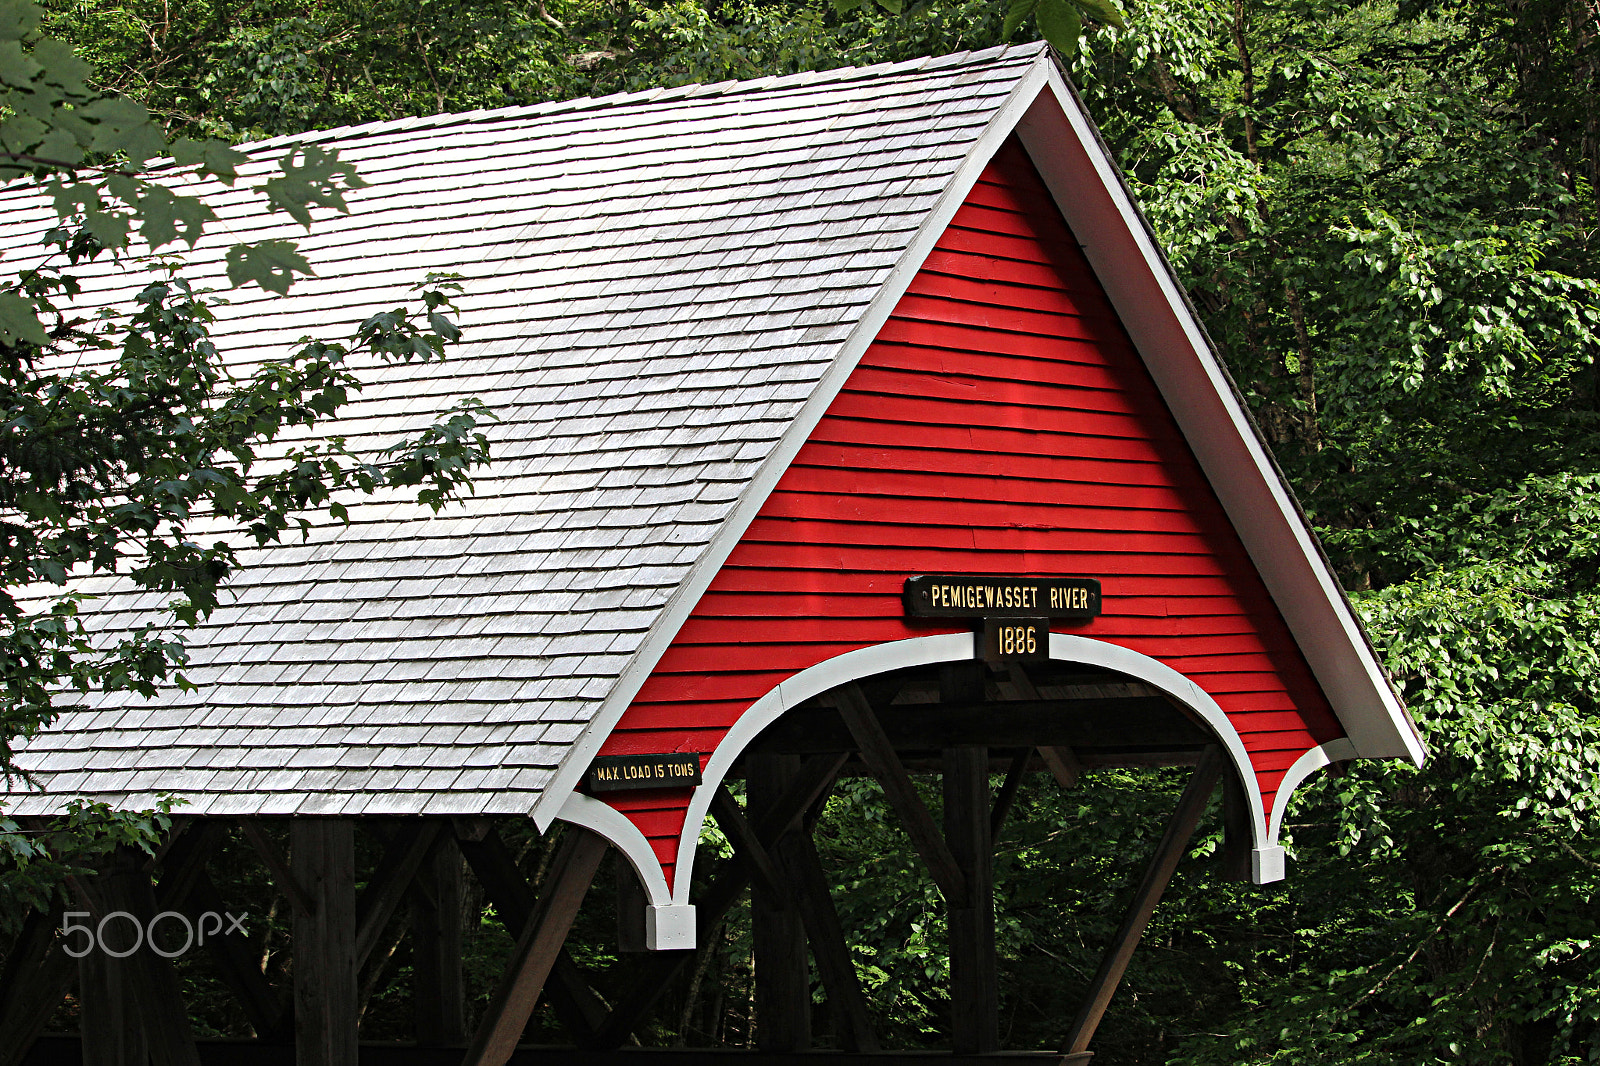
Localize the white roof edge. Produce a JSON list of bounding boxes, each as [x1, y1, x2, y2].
[[1019, 66, 1424, 767], [528, 58, 1057, 828]]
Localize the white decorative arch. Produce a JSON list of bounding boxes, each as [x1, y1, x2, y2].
[[666, 632, 1286, 907], [559, 631, 1299, 947]]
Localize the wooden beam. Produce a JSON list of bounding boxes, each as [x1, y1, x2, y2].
[[757, 694, 1201, 756], [242, 820, 316, 918], [1037, 745, 1082, 790], [710, 783, 790, 905], [413, 830, 466, 1046], [184, 868, 288, 1041], [292, 819, 358, 1066], [832, 683, 968, 907], [452, 823, 609, 1047], [354, 820, 444, 972], [595, 752, 849, 1049], [462, 827, 609, 1066], [1061, 746, 1224, 1056], [989, 748, 1033, 839], [748, 755, 810, 1053], [779, 828, 879, 1052], [944, 746, 998, 1054]]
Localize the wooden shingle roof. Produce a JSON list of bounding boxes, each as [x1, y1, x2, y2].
[[4, 45, 1047, 816], [3, 42, 1422, 825]]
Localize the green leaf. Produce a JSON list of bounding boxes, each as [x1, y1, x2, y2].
[[171, 137, 247, 184], [225, 240, 313, 295], [1003, 0, 1036, 38], [0, 0, 40, 42], [136, 186, 214, 249], [830, 0, 870, 10], [877, 0, 904, 13], [0, 38, 39, 85], [0, 289, 46, 346], [260, 143, 365, 227], [81, 95, 164, 165], [1037, 0, 1083, 51], [1072, 0, 1126, 29]]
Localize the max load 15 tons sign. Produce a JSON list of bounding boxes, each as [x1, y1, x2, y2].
[[903, 575, 1101, 662], [585, 752, 704, 793]]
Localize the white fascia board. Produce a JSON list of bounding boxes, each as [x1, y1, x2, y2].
[[1016, 69, 1424, 767], [528, 59, 1057, 829]]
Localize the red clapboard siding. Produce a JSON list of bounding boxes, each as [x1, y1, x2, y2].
[[595, 137, 1344, 891]]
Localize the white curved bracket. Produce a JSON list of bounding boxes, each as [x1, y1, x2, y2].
[[556, 791, 695, 950], [1267, 738, 1358, 847]]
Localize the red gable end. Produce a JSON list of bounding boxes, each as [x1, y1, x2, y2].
[[595, 138, 1346, 890]]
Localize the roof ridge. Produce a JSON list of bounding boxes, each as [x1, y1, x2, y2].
[[237, 42, 1049, 155]]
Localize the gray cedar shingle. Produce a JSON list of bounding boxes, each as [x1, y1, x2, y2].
[[0, 43, 1045, 817]]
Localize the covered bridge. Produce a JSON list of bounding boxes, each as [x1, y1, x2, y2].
[[0, 42, 1422, 1066]]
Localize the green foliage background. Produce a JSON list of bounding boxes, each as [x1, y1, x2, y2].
[[6, 0, 1598, 1063]]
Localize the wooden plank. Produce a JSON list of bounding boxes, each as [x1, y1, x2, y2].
[[292, 818, 358, 1066], [831, 683, 968, 908], [461, 827, 609, 1066], [747, 755, 809, 1053], [944, 746, 998, 1055], [779, 828, 879, 1053], [1061, 746, 1225, 1055], [412, 830, 466, 1046], [354, 820, 444, 972]]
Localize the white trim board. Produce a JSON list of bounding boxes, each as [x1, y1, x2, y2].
[[528, 60, 1054, 831], [1015, 71, 1423, 768]]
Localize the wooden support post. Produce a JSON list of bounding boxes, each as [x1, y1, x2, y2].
[[747, 754, 810, 1053], [1220, 768, 1253, 882], [0, 908, 78, 1066], [462, 827, 609, 1066], [615, 856, 648, 953], [78, 847, 204, 1066], [833, 683, 968, 906], [79, 938, 145, 1066], [292, 818, 358, 1066], [594, 752, 849, 1049], [1061, 747, 1224, 1056], [944, 746, 998, 1055], [413, 828, 466, 1046]]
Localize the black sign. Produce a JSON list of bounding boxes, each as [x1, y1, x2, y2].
[[586, 753, 704, 793], [904, 575, 1101, 619], [983, 618, 1049, 662]]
